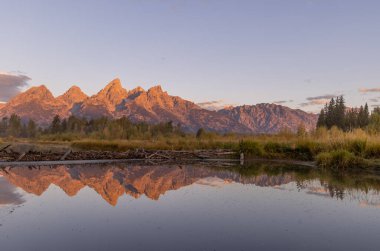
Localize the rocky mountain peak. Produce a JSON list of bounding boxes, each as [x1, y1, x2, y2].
[[147, 85, 164, 96], [102, 78, 123, 92], [57, 85, 88, 105], [126, 86, 145, 99], [0, 79, 318, 133], [9, 85, 54, 104], [95, 78, 127, 106], [218, 104, 318, 133]]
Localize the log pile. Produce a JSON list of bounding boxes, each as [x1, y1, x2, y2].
[[0, 147, 238, 162]]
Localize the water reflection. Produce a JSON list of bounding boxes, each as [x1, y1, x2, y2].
[[0, 177, 24, 207], [1, 161, 379, 207]]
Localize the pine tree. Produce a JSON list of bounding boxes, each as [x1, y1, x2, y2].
[[0, 117, 8, 136], [7, 114, 22, 137], [27, 119, 37, 138], [316, 108, 326, 128], [335, 96, 346, 129], [325, 98, 335, 128], [50, 115, 61, 134], [345, 108, 358, 131], [363, 103, 370, 127]]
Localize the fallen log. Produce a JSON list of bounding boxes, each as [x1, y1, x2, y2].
[[60, 149, 72, 161], [0, 144, 11, 152], [17, 152, 27, 161]]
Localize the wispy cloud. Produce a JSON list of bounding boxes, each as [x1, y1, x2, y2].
[[359, 88, 380, 93], [306, 94, 336, 101], [299, 94, 337, 107], [197, 100, 235, 111], [273, 100, 293, 104], [0, 72, 30, 102], [369, 98, 379, 102]]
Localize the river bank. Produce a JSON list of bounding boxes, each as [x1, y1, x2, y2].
[[2, 128, 380, 169]]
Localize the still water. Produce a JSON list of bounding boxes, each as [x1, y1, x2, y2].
[[0, 162, 379, 251]]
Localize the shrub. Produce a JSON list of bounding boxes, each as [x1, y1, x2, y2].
[[364, 143, 380, 158], [264, 142, 291, 154], [239, 140, 264, 157], [293, 143, 314, 161], [316, 150, 367, 169], [347, 139, 367, 156]]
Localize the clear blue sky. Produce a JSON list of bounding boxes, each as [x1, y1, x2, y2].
[[1, 0, 380, 112]]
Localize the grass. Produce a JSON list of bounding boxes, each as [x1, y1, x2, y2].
[[71, 138, 239, 152], [316, 150, 368, 169], [3, 127, 380, 169]]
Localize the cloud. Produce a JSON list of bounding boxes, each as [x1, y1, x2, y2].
[[300, 94, 338, 107], [300, 99, 330, 107], [197, 100, 235, 111], [273, 100, 293, 104], [0, 72, 31, 102], [306, 94, 336, 101], [369, 98, 379, 102], [359, 88, 380, 93]]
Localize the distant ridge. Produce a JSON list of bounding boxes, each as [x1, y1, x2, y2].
[[0, 79, 317, 133]]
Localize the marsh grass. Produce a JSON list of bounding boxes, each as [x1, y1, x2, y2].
[[3, 127, 380, 168], [316, 150, 367, 169]]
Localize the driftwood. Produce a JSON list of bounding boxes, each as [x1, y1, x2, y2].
[[17, 152, 27, 161], [60, 150, 72, 161], [0, 144, 11, 152], [0, 149, 238, 163]]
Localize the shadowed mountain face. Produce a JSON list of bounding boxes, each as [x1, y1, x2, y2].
[[0, 79, 317, 133]]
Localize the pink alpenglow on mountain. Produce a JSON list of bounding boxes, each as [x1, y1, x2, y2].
[[0, 79, 317, 133]]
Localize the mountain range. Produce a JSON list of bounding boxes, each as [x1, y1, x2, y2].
[[0, 78, 318, 133]]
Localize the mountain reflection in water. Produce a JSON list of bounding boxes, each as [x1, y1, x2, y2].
[[1, 162, 379, 207]]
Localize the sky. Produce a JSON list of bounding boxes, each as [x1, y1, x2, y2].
[[1, 0, 380, 112]]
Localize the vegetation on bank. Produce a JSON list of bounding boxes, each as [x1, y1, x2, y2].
[[2, 126, 380, 169], [2, 96, 380, 169]]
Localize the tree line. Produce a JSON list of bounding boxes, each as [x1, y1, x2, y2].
[[316, 96, 380, 132], [0, 114, 184, 139]]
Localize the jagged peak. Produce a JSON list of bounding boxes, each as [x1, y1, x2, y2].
[[102, 78, 123, 91], [95, 78, 127, 97], [58, 85, 88, 104], [66, 85, 82, 92], [124, 86, 145, 101], [63, 85, 87, 96], [19, 85, 54, 99], [133, 86, 145, 92], [147, 85, 165, 96], [128, 86, 144, 93], [29, 84, 49, 92]]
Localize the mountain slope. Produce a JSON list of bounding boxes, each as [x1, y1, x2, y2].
[[0, 85, 68, 125], [73, 78, 128, 118], [57, 85, 88, 106], [218, 103, 318, 133], [115, 85, 250, 132], [0, 79, 318, 133]]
